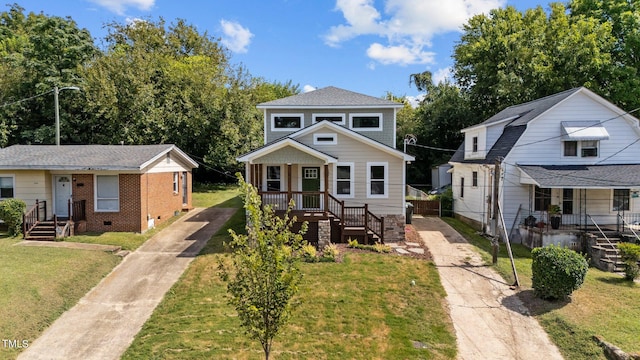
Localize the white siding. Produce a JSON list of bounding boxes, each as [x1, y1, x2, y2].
[[508, 92, 640, 165], [452, 163, 492, 229], [146, 153, 193, 174]]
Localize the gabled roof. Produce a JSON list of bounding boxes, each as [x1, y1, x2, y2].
[[451, 87, 640, 165], [0, 144, 198, 171], [237, 120, 414, 163], [257, 86, 404, 109], [236, 138, 339, 164]]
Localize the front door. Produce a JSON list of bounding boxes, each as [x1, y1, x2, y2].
[[54, 175, 72, 218], [302, 167, 320, 209]]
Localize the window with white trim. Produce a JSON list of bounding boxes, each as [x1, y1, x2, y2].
[[173, 172, 179, 193], [367, 162, 388, 198], [472, 171, 478, 187], [95, 175, 119, 212], [313, 133, 337, 145], [350, 113, 382, 131], [313, 113, 345, 125], [334, 163, 354, 197], [613, 189, 630, 211], [266, 166, 282, 191], [472, 137, 478, 152], [563, 140, 599, 157], [0, 176, 14, 199], [271, 114, 304, 131]]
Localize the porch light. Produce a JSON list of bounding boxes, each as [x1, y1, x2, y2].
[[54, 86, 80, 146]]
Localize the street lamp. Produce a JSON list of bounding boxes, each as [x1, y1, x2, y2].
[[54, 86, 80, 146]]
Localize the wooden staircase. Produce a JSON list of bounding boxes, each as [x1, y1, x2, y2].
[[24, 220, 70, 241], [22, 200, 75, 241]]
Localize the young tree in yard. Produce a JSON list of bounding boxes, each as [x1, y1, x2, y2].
[[219, 175, 307, 360]]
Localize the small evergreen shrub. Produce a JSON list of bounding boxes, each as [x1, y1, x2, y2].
[[0, 198, 26, 237], [347, 239, 391, 253], [618, 243, 640, 281], [531, 245, 588, 300]]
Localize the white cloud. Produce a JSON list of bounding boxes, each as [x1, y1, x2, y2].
[[366, 43, 435, 66], [303, 85, 317, 93], [220, 20, 254, 54], [432, 67, 453, 84], [325, 0, 505, 65], [406, 94, 425, 108], [91, 0, 155, 15]]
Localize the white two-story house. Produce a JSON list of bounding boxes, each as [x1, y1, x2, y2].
[[449, 87, 640, 250], [237, 86, 414, 244]]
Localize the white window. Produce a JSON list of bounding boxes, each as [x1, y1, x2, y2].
[[367, 162, 388, 198], [313, 133, 337, 145], [0, 175, 15, 199], [173, 172, 179, 193], [334, 163, 354, 198], [271, 113, 304, 131], [313, 113, 345, 125], [350, 113, 383, 131], [581, 140, 598, 157], [95, 175, 119, 212], [472, 137, 478, 152], [266, 166, 282, 191]]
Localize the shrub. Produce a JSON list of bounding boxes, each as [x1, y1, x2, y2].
[[301, 244, 318, 263], [0, 199, 27, 237], [618, 243, 640, 281], [347, 238, 359, 248], [372, 242, 392, 253], [320, 244, 339, 262], [347, 239, 391, 253], [439, 187, 453, 217], [531, 245, 588, 300]]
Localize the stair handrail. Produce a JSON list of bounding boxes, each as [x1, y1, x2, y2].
[[617, 213, 640, 242], [22, 199, 45, 237], [587, 214, 615, 259]]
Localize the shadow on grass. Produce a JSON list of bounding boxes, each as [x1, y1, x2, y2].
[[506, 289, 571, 316], [595, 276, 638, 287], [197, 207, 245, 256]]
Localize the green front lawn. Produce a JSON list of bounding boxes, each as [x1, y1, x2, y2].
[[443, 217, 640, 360], [0, 236, 120, 359], [123, 186, 457, 359]]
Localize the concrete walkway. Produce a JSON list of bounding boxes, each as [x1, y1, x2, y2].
[[412, 216, 564, 360], [18, 207, 236, 360]]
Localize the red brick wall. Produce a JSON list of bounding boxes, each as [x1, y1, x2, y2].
[[72, 170, 193, 233]]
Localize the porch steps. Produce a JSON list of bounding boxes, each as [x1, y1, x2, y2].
[[24, 221, 68, 241], [591, 236, 625, 273]]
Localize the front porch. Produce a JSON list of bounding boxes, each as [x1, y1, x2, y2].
[[22, 199, 87, 241]]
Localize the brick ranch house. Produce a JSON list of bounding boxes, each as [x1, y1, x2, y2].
[[0, 144, 198, 238]]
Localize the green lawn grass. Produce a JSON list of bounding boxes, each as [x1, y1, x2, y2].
[[0, 235, 120, 359], [442, 217, 640, 360], [123, 186, 457, 359]]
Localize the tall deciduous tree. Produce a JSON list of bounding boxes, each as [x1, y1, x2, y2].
[[219, 174, 306, 360], [0, 4, 96, 145], [453, 4, 615, 119]]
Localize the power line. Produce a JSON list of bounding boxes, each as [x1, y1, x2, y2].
[[0, 89, 55, 108]]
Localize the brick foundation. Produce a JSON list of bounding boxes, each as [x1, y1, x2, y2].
[[383, 214, 406, 243], [318, 220, 331, 248]]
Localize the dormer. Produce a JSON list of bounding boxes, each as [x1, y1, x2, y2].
[[257, 86, 403, 147]]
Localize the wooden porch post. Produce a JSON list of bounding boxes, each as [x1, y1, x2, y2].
[[324, 164, 329, 216], [287, 164, 292, 202], [364, 203, 369, 245]]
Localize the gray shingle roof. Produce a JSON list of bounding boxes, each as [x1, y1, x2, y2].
[[257, 86, 403, 108], [481, 87, 581, 127], [518, 164, 640, 188], [0, 144, 195, 170], [451, 88, 584, 164]]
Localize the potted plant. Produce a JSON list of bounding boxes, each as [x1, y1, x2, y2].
[[548, 204, 562, 229]]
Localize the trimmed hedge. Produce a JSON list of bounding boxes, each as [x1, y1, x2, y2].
[[531, 245, 588, 300]]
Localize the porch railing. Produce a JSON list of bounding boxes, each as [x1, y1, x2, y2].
[[71, 199, 86, 222], [22, 200, 47, 237], [618, 213, 640, 242], [260, 191, 385, 243]]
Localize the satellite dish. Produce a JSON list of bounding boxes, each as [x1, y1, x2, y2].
[[404, 134, 417, 145]]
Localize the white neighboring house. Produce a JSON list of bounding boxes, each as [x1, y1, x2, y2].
[[237, 86, 414, 244], [449, 87, 640, 250]]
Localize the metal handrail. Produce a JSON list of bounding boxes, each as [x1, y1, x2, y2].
[[617, 213, 640, 242], [497, 202, 520, 287], [587, 214, 615, 259]]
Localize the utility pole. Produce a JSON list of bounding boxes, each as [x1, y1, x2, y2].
[[53, 86, 80, 146], [492, 157, 501, 264]]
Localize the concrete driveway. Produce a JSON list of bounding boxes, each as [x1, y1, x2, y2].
[[18, 207, 236, 360], [413, 216, 564, 360]]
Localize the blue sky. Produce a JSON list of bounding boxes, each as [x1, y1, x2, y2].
[[14, 0, 547, 99]]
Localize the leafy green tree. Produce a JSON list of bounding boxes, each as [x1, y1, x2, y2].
[[219, 175, 306, 360], [404, 72, 475, 185], [0, 4, 96, 145], [569, 0, 640, 110], [453, 4, 615, 119]]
